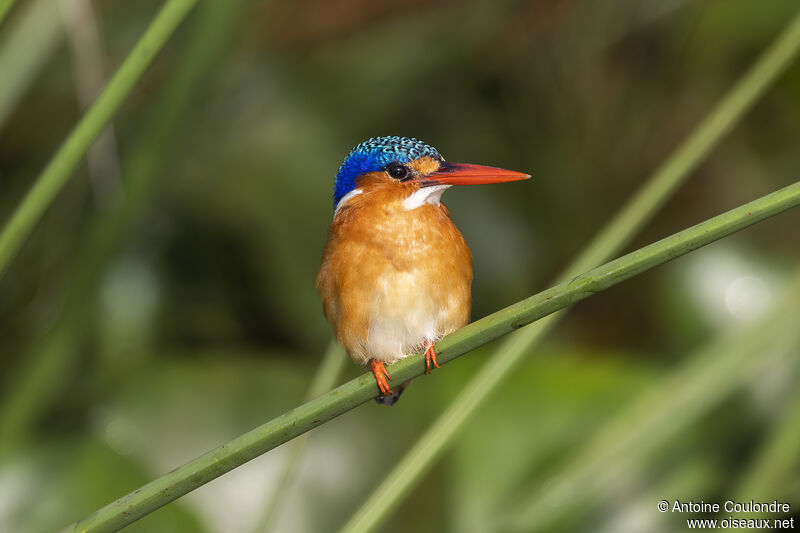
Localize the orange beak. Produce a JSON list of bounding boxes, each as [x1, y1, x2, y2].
[[414, 162, 530, 186]]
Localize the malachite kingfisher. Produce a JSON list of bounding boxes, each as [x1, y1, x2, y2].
[[317, 136, 529, 404]]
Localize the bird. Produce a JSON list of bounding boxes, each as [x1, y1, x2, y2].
[[316, 136, 529, 404]]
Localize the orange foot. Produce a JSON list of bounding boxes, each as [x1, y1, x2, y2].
[[370, 360, 392, 396], [423, 340, 440, 375]]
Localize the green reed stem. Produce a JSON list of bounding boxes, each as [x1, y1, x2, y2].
[[0, 0, 197, 279], [59, 181, 800, 533], [503, 272, 800, 532], [730, 372, 800, 519], [0, 0, 19, 27], [253, 341, 348, 533], [0, 0, 62, 130], [339, 8, 800, 532], [0, 0, 241, 463]]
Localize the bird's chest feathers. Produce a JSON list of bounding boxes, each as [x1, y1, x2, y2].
[[319, 182, 472, 362], [350, 189, 468, 275]]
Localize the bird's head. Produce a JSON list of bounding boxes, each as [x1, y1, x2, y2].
[[332, 136, 529, 212]]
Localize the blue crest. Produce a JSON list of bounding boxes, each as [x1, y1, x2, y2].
[[333, 136, 443, 207]]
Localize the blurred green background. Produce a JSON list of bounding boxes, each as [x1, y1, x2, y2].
[[1, 0, 800, 532]]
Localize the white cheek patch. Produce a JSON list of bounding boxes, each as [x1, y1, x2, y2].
[[334, 188, 363, 217], [403, 185, 451, 210]]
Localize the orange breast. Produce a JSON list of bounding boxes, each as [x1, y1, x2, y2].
[[316, 176, 472, 365]]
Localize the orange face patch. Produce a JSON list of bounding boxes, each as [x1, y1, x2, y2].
[[407, 156, 442, 177], [344, 156, 444, 211]]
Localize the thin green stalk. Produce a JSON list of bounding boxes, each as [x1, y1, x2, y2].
[[502, 271, 800, 532], [60, 181, 800, 533], [253, 341, 348, 533], [0, 0, 242, 460], [730, 373, 800, 518], [0, 0, 198, 279], [340, 8, 800, 532], [0, 0, 19, 27], [0, 0, 62, 131]]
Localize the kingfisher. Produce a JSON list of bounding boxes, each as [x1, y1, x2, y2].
[[317, 136, 529, 403]]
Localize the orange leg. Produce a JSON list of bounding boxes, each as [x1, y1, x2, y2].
[[370, 360, 392, 396], [423, 340, 440, 374]]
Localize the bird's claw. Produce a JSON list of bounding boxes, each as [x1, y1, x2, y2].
[[370, 360, 393, 396], [423, 340, 440, 374]]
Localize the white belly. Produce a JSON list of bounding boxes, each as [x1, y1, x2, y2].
[[365, 270, 458, 364]]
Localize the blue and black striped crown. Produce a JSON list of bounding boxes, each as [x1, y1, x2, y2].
[[333, 136, 443, 207]]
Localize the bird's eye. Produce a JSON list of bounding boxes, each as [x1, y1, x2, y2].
[[386, 163, 410, 181]]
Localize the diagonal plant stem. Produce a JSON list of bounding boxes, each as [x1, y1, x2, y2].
[[501, 271, 800, 532], [0, 0, 63, 130], [59, 181, 800, 533], [0, 0, 198, 279], [0, 0, 243, 462], [59, 0, 123, 205], [729, 368, 800, 519], [253, 341, 348, 533], [0, 0, 19, 27], [340, 8, 800, 532]]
